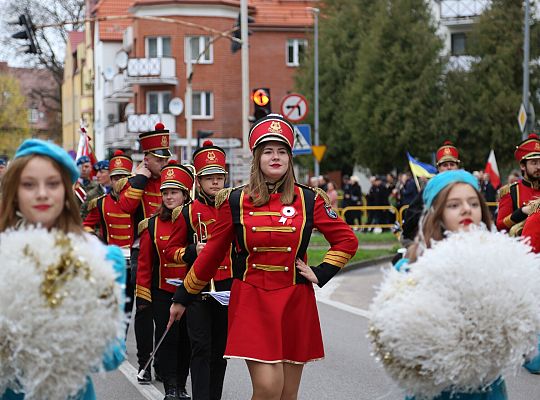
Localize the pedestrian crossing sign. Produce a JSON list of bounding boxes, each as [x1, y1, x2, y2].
[[292, 124, 312, 155]]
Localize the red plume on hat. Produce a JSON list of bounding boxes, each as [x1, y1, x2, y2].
[[515, 133, 540, 162], [192, 140, 227, 176], [109, 149, 133, 177], [436, 141, 460, 166], [160, 160, 194, 192], [138, 122, 171, 158]]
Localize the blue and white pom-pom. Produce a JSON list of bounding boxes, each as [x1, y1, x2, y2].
[[369, 228, 540, 399], [0, 227, 125, 400]]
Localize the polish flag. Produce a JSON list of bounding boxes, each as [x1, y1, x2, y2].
[[76, 125, 98, 178], [484, 149, 501, 189]]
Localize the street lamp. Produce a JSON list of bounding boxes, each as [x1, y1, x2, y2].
[[197, 130, 214, 149]]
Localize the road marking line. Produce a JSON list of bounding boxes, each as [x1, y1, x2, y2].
[[315, 274, 371, 319], [118, 361, 163, 400]]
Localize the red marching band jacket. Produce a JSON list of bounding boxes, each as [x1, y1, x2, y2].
[[115, 175, 162, 246], [172, 184, 358, 304], [83, 193, 134, 249], [496, 179, 540, 231], [135, 214, 189, 303], [164, 195, 234, 289]]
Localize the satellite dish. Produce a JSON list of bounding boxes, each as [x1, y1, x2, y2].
[[103, 66, 115, 81], [169, 97, 184, 116], [125, 103, 135, 115], [115, 51, 129, 70]]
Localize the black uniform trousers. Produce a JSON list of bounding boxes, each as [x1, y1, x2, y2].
[[131, 247, 155, 372], [153, 289, 191, 387], [124, 264, 134, 337], [187, 295, 228, 400]]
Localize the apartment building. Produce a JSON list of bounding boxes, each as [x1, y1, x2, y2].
[[93, 0, 315, 162]]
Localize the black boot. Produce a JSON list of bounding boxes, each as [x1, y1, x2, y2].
[[137, 368, 151, 385], [176, 386, 191, 400], [163, 382, 177, 400]]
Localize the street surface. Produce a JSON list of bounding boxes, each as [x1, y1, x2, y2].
[[93, 263, 540, 399]]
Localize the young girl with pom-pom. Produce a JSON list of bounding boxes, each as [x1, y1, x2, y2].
[[0, 139, 126, 400], [396, 170, 507, 400]]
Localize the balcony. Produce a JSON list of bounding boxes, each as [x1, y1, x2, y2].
[[437, 0, 489, 26], [126, 57, 178, 86], [127, 113, 176, 133], [446, 55, 479, 72], [104, 122, 139, 149], [104, 72, 133, 103]]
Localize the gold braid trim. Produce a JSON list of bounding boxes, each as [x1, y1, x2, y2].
[[314, 187, 331, 207], [114, 177, 129, 194], [138, 218, 149, 236], [509, 220, 526, 237], [528, 197, 540, 214], [87, 197, 99, 212], [496, 183, 513, 201], [215, 188, 233, 209], [172, 205, 184, 223]]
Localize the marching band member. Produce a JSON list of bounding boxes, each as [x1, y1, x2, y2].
[[116, 123, 171, 383], [136, 161, 193, 400], [165, 141, 233, 400], [83, 150, 135, 322], [169, 114, 358, 400], [496, 133, 540, 232]]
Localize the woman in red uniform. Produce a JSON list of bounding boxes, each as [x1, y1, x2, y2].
[[168, 114, 358, 400], [136, 161, 194, 400]]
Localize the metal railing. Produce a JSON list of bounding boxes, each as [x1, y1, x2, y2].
[[335, 201, 500, 231]]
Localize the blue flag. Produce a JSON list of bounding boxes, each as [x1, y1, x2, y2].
[[407, 152, 437, 178]]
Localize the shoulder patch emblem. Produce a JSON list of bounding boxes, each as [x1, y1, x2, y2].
[[325, 204, 338, 219]]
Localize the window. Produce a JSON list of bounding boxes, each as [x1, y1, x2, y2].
[[192, 91, 213, 119], [28, 108, 41, 123], [185, 36, 213, 64], [451, 33, 467, 56], [146, 37, 171, 58], [287, 39, 307, 67], [147, 91, 172, 114]]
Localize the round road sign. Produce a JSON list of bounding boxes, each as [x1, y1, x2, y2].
[[280, 93, 309, 122]]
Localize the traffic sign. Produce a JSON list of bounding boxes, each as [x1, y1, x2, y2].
[[280, 93, 308, 122], [518, 103, 528, 132], [312, 145, 327, 163], [292, 124, 312, 155]]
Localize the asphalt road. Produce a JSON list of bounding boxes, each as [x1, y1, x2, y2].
[[93, 262, 540, 399]]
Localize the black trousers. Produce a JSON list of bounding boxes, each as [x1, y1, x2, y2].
[[187, 296, 228, 400], [132, 247, 155, 371], [124, 266, 134, 337], [153, 289, 191, 387]]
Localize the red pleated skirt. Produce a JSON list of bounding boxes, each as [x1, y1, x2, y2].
[[224, 279, 324, 364]]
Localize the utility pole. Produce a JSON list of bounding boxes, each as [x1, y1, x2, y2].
[[523, 0, 531, 139], [309, 7, 320, 177], [241, 0, 250, 152], [186, 45, 193, 160]]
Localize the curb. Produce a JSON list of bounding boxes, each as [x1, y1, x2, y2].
[[341, 254, 395, 273]]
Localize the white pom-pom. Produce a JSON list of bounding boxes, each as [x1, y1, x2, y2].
[[369, 228, 540, 398], [0, 227, 125, 400]]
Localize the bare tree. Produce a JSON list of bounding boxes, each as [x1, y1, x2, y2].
[[1, 0, 85, 118]]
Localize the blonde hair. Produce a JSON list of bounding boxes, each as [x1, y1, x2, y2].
[[407, 182, 492, 262], [245, 143, 295, 207], [0, 155, 83, 234]]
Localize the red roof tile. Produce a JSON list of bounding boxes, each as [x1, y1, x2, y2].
[[67, 31, 85, 53]]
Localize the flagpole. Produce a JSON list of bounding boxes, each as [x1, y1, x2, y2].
[[411, 170, 421, 192]]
